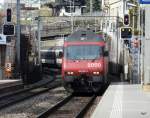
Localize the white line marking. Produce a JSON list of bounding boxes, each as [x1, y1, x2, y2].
[[109, 85, 123, 118]]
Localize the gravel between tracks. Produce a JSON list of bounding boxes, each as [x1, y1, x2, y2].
[[47, 96, 94, 118], [0, 87, 68, 118]]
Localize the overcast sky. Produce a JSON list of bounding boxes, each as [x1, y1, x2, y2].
[[0, 0, 3, 4]]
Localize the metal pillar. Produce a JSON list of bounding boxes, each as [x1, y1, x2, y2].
[[17, 0, 21, 78], [140, 7, 144, 86], [143, 7, 150, 85], [38, 17, 41, 65], [116, 13, 119, 65], [90, 0, 93, 15], [123, 0, 125, 15], [70, 0, 74, 33], [137, 7, 143, 85]]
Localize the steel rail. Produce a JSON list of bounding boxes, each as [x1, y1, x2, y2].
[[0, 78, 54, 101], [0, 84, 23, 96], [0, 79, 61, 110], [75, 95, 97, 118], [37, 95, 97, 118], [37, 94, 74, 118]]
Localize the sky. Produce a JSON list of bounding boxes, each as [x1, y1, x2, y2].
[[0, 0, 3, 4]]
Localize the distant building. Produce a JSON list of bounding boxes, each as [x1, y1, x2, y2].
[[44, 0, 86, 16], [59, 3, 84, 16], [101, 0, 125, 66], [102, 0, 124, 17], [4, 0, 41, 8]]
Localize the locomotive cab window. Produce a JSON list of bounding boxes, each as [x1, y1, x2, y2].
[[65, 45, 103, 60]]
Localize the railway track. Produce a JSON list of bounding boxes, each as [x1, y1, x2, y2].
[[37, 94, 97, 118], [0, 83, 24, 96], [0, 79, 61, 110], [0, 87, 68, 118], [43, 67, 61, 75]]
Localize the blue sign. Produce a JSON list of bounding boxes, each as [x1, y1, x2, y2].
[[139, 0, 150, 4]]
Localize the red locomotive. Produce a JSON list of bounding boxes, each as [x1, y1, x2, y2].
[[62, 29, 109, 92]]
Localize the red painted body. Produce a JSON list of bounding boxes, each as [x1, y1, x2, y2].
[[61, 29, 108, 92], [62, 42, 106, 78]]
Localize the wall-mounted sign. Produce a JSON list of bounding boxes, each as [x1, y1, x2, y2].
[[0, 34, 6, 45], [139, 0, 150, 4]]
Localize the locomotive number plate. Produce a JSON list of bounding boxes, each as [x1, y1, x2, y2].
[[87, 63, 101, 68]]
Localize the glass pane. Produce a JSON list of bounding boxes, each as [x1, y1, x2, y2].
[[65, 45, 103, 60]]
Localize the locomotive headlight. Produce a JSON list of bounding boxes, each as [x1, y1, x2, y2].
[[67, 71, 74, 75], [93, 71, 100, 75]]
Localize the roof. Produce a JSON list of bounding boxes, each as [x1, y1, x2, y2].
[[44, 0, 84, 7], [65, 29, 104, 42]]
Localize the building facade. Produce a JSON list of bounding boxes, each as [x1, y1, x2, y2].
[[101, 0, 128, 76], [102, 0, 126, 18]]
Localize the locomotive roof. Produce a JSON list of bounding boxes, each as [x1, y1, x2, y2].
[[65, 29, 104, 42]]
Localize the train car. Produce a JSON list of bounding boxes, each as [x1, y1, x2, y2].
[[41, 46, 63, 68], [41, 47, 56, 67], [62, 29, 109, 93], [53, 46, 63, 67]]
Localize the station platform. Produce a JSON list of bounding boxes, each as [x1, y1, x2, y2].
[[0, 79, 22, 89], [92, 83, 150, 118]]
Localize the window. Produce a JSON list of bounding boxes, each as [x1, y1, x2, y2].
[[65, 45, 103, 60]]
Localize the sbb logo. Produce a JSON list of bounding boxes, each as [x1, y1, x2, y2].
[[88, 63, 101, 68]]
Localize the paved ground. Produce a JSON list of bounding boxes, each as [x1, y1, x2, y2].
[[91, 84, 150, 118]]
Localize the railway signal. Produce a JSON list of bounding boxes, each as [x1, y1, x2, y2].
[[3, 24, 15, 36], [124, 14, 130, 26], [5, 62, 12, 78], [121, 27, 132, 38], [6, 8, 12, 22]]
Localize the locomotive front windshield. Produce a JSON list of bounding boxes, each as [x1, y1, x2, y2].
[[65, 45, 103, 60]]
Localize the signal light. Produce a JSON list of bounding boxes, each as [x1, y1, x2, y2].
[[121, 27, 132, 38], [7, 8, 12, 22], [3, 24, 15, 36], [124, 14, 129, 26]]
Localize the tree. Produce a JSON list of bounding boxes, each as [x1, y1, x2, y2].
[[93, 0, 101, 11], [85, 0, 101, 12]]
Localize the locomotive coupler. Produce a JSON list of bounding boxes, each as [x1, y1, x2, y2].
[[88, 81, 93, 87]]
